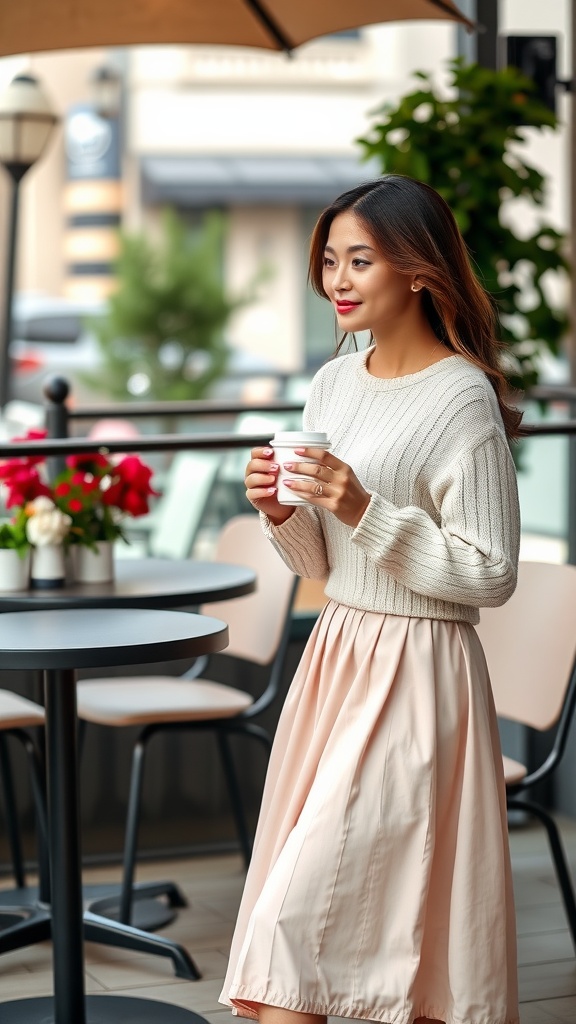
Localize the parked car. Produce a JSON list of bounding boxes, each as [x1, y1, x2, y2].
[[9, 293, 107, 406]]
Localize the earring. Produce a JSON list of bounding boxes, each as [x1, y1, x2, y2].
[[411, 283, 421, 293]]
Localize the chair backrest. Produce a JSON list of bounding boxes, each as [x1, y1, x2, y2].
[[200, 514, 297, 666], [476, 560, 576, 731], [149, 451, 222, 560]]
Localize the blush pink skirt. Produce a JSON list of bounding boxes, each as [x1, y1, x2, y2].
[[219, 602, 519, 1024]]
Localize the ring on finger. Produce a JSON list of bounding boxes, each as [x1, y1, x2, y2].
[[314, 483, 324, 496]]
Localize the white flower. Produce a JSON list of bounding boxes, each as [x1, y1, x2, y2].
[[26, 498, 72, 547]]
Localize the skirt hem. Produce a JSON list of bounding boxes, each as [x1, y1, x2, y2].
[[223, 989, 520, 1024]]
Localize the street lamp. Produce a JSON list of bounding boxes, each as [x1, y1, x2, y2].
[[0, 73, 59, 409]]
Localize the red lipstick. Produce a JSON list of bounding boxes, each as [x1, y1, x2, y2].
[[336, 301, 360, 314]]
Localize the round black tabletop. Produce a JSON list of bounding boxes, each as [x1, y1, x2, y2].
[[0, 557, 256, 611], [0, 608, 229, 671]]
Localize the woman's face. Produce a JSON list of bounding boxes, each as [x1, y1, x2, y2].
[[322, 211, 415, 339]]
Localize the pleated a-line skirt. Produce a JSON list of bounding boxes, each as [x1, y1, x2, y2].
[[219, 602, 519, 1024]]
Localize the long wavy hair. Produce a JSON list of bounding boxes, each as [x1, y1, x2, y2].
[[308, 175, 523, 440]]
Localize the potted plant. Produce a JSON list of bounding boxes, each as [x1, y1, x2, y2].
[[0, 510, 32, 591], [53, 452, 159, 582], [0, 430, 159, 586], [357, 58, 569, 393]]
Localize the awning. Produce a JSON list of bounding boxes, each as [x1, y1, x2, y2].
[[140, 154, 383, 206]]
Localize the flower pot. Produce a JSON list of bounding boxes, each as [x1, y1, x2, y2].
[[71, 541, 114, 584], [30, 544, 66, 589], [0, 549, 30, 592]]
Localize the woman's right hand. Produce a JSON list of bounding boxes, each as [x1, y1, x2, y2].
[[245, 447, 294, 525]]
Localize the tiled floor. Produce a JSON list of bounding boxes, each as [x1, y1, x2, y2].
[[1, 820, 575, 1023]]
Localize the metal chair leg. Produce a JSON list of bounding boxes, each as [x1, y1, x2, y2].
[[83, 910, 201, 980], [119, 738, 147, 925], [508, 796, 576, 950], [217, 730, 252, 868], [0, 733, 26, 888]]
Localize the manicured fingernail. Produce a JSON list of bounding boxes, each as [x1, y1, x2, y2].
[[267, 487, 276, 494], [284, 480, 294, 487], [270, 463, 279, 471], [283, 462, 293, 470], [294, 447, 306, 454], [263, 447, 273, 455]]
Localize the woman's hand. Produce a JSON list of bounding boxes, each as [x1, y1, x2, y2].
[[245, 447, 294, 526], [282, 447, 371, 528]]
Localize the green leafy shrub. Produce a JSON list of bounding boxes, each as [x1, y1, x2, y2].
[[85, 209, 259, 401], [357, 58, 569, 391]]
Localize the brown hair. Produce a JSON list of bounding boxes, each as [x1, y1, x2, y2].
[[308, 175, 524, 440]]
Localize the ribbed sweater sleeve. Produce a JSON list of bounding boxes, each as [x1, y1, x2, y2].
[[351, 429, 519, 607]]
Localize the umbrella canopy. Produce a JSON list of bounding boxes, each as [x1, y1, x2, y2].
[[0, 1, 474, 58]]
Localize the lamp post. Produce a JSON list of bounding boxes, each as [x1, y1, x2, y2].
[[0, 74, 58, 409]]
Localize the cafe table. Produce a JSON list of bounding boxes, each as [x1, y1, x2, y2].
[[0, 606, 228, 1024], [0, 557, 256, 974]]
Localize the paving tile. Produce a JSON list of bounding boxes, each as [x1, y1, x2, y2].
[[533, 994, 576, 1022], [517, 929, 575, 966], [516, 902, 570, 936], [518, 960, 576, 1002], [86, 947, 228, 990], [0, 968, 105, 999], [117, 976, 227, 1012], [518, 1000, 569, 1023]]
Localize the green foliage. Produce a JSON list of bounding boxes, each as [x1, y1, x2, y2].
[[0, 513, 30, 556], [357, 58, 569, 391], [85, 209, 259, 401]]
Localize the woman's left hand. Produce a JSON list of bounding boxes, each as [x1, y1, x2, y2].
[[282, 447, 371, 528]]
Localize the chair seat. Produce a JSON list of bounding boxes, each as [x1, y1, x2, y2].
[[76, 677, 254, 726], [0, 690, 45, 729], [502, 754, 528, 786]]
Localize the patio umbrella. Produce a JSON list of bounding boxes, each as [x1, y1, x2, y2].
[[0, 1, 474, 58]]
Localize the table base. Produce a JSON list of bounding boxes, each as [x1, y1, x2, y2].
[[0, 995, 211, 1023], [0, 888, 199, 980]]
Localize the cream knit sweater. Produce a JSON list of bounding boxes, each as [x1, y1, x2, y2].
[[261, 348, 520, 624]]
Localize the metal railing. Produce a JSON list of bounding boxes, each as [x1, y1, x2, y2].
[[2, 376, 576, 460]]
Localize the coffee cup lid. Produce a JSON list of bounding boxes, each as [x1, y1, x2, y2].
[[271, 431, 330, 445]]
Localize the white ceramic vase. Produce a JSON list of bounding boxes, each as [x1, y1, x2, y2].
[[72, 541, 114, 584], [30, 544, 66, 589], [0, 548, 30, 592]]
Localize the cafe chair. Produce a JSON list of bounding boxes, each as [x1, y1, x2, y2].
[[0, 689, 50, 957], [476, 560, 576, 951], [76, 514, 298, 926], [0, 690, 46, 889]]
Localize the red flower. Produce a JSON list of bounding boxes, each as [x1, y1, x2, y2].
[[0, 464, 51, 507], [68, 498, 84, 513], [55, 482, 71, 497]]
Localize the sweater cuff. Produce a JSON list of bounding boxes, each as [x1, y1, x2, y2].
[[259, 506, 329, 579], [351, 492, 397, 558]]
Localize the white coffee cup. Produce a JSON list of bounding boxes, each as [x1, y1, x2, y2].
[[270, 431, 331, 505]]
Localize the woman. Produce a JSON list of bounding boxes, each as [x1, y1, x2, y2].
[[219, 175, 521, 1024]]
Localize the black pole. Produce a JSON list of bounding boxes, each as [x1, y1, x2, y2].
[[476, 0, 498, 69], [44, 375, 70, 479], [44, 668, 86, 1024], [0, 172, 22, 409]]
